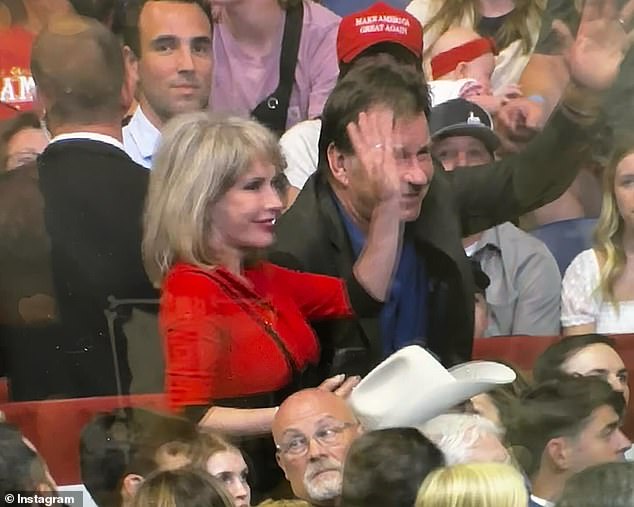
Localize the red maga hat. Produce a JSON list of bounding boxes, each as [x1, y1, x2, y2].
[[337, 2, 423, 64]]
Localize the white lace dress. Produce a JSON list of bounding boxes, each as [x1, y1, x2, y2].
[[561, 249, 634, 333]]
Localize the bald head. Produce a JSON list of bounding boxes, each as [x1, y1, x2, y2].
[[273, 389, 357, 442], [31, 14, 124, 128]]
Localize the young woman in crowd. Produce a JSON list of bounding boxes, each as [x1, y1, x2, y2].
[[131, 468, 233, 507], [533, 334, 629, 404], [561, 141, 634, 334], [406, 0, 545, 91], [556, 462, 634, 507], [196, 433, 251, 507], [415, 462, 528, 507]]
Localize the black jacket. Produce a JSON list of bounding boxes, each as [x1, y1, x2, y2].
[[271, 109, 593, 377], [0, 139, 157, 400]]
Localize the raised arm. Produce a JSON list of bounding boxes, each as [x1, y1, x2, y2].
[[458, 0, 634, 236]]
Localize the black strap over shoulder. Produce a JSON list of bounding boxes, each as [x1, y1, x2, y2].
[[251, 1, 304, 136]]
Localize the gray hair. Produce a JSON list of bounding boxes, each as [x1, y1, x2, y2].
[[143, 112, 284, 285], [419, 414, 504, 465]]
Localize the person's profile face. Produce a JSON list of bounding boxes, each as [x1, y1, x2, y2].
[[567, 405, 631, 472], [562, 344, 630, 405]]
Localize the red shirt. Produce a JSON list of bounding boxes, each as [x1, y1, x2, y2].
[[161, 261, 355, 410]]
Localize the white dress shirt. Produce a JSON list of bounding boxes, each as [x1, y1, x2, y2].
[[122, 106, 160, 169]]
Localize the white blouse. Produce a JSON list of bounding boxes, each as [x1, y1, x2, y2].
[[561, 249, 634, 333]]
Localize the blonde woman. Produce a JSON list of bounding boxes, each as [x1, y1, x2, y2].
[[415, 463, 528, 507], [144, 111, 401, 432], [406, 0, 544, 91], [131, 468, 233, 507], [561, 141, 634, 334]]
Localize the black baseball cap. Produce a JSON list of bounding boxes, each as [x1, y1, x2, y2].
[[429, 98, 500, 154]]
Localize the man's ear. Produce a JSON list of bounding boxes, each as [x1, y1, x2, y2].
[[122, 46, 139, 111], [326, 142, 349, 186], [275, 453, 290, 481], [121, 473, 144, 502], [545, 437, 572, 471]]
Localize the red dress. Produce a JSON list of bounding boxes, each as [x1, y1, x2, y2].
[[160, 261, 356, 410]]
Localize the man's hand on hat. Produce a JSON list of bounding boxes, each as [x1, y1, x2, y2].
[[346, 109, 401, 206], [556, 0, 634, 91]]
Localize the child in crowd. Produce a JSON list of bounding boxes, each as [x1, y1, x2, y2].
[[429, 27, 522, 112]]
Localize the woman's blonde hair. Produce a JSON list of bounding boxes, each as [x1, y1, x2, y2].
[[131, 467, 234, 507], [143, 113, 285, 285], [593, 139, 634, 305], [424, 0, 544, 56], [415, 463, 528, 507]]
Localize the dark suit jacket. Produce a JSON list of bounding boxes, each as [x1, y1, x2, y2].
[[0, 139, 157, 400], [271, 109, 594, 377]]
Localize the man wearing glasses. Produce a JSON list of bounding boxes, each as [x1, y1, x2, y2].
[[272, 389, 361, 507]]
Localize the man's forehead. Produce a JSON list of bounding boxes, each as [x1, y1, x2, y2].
[[140, 1, 211, 38], [274, 393, 354, 436]]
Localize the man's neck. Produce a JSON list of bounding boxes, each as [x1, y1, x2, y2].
[[51, 123, 123, 142], [222, 0, 285, 49], [331, 186, 371, 235], [531, 469, 567, 504], [137, 99, 164, 131]]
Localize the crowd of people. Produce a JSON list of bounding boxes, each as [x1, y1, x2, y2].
[[1, 0, 634, 505]]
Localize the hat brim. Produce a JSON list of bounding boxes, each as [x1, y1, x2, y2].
[[432, 124, 500, 154], [358, 361, 516, 430]]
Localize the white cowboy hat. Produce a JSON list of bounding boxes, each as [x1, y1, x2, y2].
[[348, 345, 516, 430]]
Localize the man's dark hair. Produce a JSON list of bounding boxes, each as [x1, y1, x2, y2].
[[339, 42, 423, 78], [556, 462, 634, 507], [118, 0, 211, 57], [0, 422, 51, 495], [506, 376, 626, 477], [318, 54, 430, 172], [80, 408, 199, 507], [30, 15, 124, 128], [340, 427, 444, 507], [0, 112, 41, 170], [533, 334, 619, 385]]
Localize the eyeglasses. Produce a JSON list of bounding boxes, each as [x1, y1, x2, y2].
[[276, 422, 357, 457]]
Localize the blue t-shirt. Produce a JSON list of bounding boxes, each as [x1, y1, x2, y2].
[[337, 201, 428, 356]]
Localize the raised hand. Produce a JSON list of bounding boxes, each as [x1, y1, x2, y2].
[[346, 109, 401, 206], [557, 0, 634, 91]]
